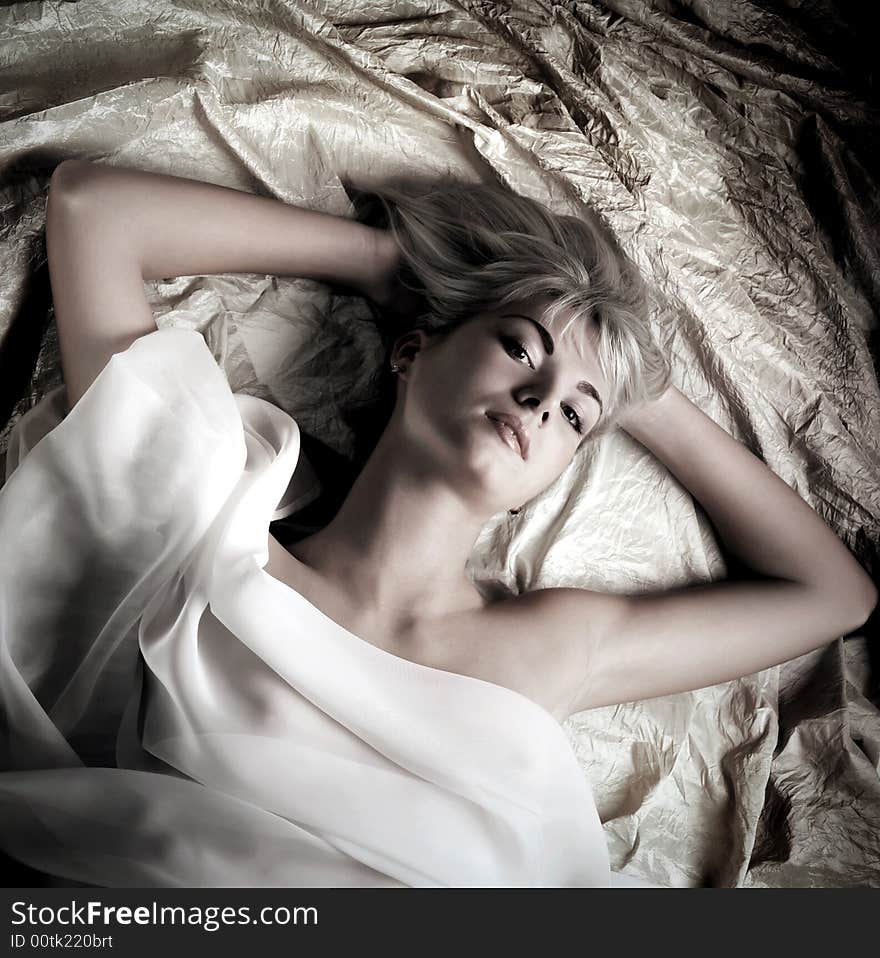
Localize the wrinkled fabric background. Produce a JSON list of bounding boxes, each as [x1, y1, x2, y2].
[[1, 0, 878, 887]]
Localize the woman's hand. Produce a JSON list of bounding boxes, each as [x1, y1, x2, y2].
[[358, 229, 425, 327], [358, 229, 402, 306], [615, 386, 676, 438]]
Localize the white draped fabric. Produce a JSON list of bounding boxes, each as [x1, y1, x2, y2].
[[0, 327, 652, 888]]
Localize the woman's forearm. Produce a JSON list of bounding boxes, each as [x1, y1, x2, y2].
[[53, 159, 385, 289], [619, 386, 876, 612]]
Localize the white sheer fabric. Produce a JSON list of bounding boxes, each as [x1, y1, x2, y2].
[[0, 327, 647, 888]]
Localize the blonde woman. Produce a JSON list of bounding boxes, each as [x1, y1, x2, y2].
[[0, 159, 874, 888]]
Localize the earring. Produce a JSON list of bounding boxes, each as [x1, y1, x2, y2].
[[390, 362, 402, 374]]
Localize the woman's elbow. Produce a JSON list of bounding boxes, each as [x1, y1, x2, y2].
[[842, 575, 878, 634], [860, 579, 878, 623], [49, 159, 100, 211]]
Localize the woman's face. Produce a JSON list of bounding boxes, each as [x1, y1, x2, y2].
[[390, 298, 608, 515]]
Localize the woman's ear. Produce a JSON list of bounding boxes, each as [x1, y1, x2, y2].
[[390, 329, 432, 378]]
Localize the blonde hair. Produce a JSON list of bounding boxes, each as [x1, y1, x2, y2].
[[352, 175, 670, 441]]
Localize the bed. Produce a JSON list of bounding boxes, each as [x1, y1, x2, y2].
[[1, 0, 877, 887]]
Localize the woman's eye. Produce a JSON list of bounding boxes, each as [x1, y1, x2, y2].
[[562, 404, 583, 433], [501, 336, 534, 368]]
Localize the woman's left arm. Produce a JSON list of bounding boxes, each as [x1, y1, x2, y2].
[[541, 385, 877, 715], [618, 385, 875, 609]]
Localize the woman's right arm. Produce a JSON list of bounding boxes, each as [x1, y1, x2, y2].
[[47, 159, 398, 408]]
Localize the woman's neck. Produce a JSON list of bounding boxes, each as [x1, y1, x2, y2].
[[290, 432, 489, 626]]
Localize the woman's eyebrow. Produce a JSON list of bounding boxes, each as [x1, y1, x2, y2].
[[577, 381, 604, 416], [502, 313, 604, 416], [502, 314, 555, 355]]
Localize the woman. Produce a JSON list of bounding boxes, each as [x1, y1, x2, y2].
[[0, 159, 875, 888]]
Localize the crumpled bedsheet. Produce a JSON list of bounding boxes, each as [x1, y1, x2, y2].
[[1, 0, 877, 887]]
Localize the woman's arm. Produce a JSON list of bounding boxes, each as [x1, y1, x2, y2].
[[532, 385, 877, 716], [47, 159, 399, 407], [616, 385, 875, 607]]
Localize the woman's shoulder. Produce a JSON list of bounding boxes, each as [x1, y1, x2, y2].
[[460, 586, 626, 721], [460, 589, 602, 721]]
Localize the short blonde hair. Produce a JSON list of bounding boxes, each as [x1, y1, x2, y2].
[[353, 175, 670, 441]]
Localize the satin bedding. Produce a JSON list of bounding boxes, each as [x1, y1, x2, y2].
[[1, 1, 878, 886]]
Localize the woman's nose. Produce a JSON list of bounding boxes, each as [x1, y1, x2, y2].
[[515, 388, 551, 424]]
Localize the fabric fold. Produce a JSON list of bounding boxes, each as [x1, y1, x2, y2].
[[0, 327, 619, 887]]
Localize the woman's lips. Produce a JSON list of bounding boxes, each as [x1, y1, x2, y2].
[[486, 413, 527, 460]]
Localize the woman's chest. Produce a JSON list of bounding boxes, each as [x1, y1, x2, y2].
[[263, 534, 568, 720]]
